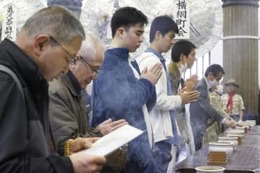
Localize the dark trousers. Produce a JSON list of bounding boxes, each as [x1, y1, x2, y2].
[[124, 135, 171, 173]]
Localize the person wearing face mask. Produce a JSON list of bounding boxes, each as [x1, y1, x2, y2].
[[168, 40, 199, 160], [169, 40, 198, 94], [136, 16, 200, 172], [189, 64, 236, 151], [179, 63, 188, 73], [209, 82, 235, 137]]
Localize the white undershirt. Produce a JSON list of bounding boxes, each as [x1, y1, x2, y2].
[[129, 57, 153, 148]]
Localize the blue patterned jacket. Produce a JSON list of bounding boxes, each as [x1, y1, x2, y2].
[[91, 48, 167, 173], [91, 48, 156, 129]]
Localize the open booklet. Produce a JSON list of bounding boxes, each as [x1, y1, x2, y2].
[[82, 124, 144, 156]]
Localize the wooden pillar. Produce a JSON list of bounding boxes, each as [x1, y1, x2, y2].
[[222, 0, 259, 115]]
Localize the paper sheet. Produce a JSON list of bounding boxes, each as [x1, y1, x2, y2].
[[83, 124, 143, 156]]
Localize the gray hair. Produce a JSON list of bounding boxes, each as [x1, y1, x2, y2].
[[20, 6, 85, 44], [78, 33, 104, 61]]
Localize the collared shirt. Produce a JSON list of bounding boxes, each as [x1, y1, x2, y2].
[[204, 76, 211, 93], [137, 48, 182, 145], [129, 54, 153, 148], [203, 77, 228, 123], [221, 93, 245, 115]]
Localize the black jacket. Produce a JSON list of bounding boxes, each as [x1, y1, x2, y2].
[[0, 39, 72, 173]]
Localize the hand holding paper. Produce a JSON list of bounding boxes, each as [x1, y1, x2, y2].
[[82, 124, 143, 156]]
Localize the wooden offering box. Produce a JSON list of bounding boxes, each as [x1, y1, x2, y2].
[[208, 151, 227, 165]]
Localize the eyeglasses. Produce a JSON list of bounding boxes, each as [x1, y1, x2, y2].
[[79, 56, 100, 75], [49, 36, 76, 64]]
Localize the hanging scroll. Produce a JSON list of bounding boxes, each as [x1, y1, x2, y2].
[[173, 0, 190, 39], [1, 3, 17, 41]]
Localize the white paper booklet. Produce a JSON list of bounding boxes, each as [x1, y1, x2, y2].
[[83, 124, 143, 156]]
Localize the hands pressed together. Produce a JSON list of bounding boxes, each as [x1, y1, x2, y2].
[[184, 75, 198, 91], [179, 90, 200, 104], [140, 63, 162, 85], [177, 75, 200, 104]]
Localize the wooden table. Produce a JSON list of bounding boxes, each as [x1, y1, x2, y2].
[[175, 126, 260, 173]]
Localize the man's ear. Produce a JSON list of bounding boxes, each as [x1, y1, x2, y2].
[[180, 53, 186, 63], [117, 27, 125, 39], [155, 31, 161, 40], [33, 35, 50, 56]]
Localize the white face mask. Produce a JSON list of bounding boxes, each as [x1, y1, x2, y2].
[[180, 63, 188, 73], [209, 79, 218, 88]]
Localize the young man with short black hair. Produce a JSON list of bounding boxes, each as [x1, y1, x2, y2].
[[90, 7, 163, 173]]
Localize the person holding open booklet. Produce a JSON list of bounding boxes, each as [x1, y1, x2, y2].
[[48, 35, 128, 173]]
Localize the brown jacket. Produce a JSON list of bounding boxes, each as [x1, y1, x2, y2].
[[168, 61, 181, 95], [49, 73, 101, 155]]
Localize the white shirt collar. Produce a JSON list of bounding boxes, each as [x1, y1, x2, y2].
[[204, 76, 211, 91]]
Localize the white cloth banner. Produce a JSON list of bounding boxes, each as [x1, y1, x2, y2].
[[1, 3, 17, 41], [173, 0, 190, 39]]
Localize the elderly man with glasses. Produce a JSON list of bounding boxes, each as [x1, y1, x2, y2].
[[48, 34, 127, 172], [0, 6, 106, 173]]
